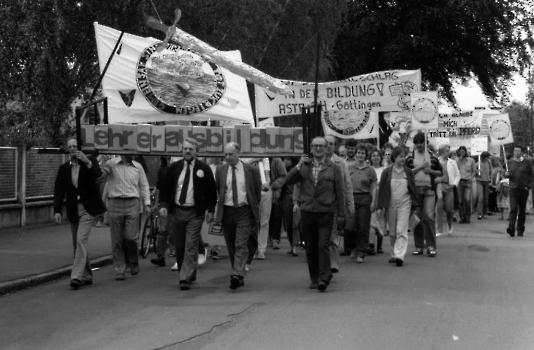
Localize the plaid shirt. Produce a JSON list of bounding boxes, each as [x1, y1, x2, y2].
[[312, 160, 324, 186]]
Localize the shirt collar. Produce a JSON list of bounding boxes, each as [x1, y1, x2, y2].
[[69, 158, 80, 166]]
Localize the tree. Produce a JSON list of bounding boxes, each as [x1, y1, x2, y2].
[[504, 101, 533, 153], [0, 0, 346, 147], [333, 0, 534, 107]]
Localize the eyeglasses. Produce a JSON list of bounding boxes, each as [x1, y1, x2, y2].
[[311, 145, 325, 148]]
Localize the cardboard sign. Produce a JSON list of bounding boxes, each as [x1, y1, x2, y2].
[[81, 124, 304, 155]]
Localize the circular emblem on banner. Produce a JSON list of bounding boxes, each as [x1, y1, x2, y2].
[[412, 97, 437, 124], [489, 119, 511, 140], [324, 110, 370, 135], [136, 42, 226, 115]]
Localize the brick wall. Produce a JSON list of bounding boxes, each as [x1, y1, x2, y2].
[[0, 147, 17, 201], [26, 150, 65, 198]]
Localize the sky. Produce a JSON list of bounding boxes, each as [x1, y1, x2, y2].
[[450, 74, 529, 111]]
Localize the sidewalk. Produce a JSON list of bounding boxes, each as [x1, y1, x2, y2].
[[0, 219, 227, 296], [0, 222, 113, 295]]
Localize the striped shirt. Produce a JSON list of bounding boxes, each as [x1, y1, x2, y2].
[[101, 157, 150, 206]]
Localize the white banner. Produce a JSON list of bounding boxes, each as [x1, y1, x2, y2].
[[486, 113, 514, 145], [411, 91, 439, 130], [255, 70, 421, 118], [94, 23, 254, 124], [470, 136, 488, 155], [321, 110, 379, 140]]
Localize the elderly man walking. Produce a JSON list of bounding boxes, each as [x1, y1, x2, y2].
[[215, 142, 262, 290], [158, 138, 217, 290], [286, 137, 346, 292], [53, 138, 106, 289]]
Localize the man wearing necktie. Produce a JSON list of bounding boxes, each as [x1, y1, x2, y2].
[[159, 138, 217, 290], [215, 142, 262, 290]]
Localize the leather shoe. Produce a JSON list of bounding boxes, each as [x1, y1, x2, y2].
[[310, 281, 318, 289], [179, 281, 190, 290], [395, 258, 403, 266], [507, 227, 515, 237], [230, 276, 244, 290], [150, 256, 165, 267], [130, 265, 140, 275], [70, 279, 81, 290], [331, 267, 339, 274], [388, 258, 396, 263], [518, 232, 524, 237], [318, 282, 328, 292], [115, 273, 125, 281]]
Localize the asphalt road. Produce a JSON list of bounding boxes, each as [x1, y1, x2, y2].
[[1, 214, 533, 350]]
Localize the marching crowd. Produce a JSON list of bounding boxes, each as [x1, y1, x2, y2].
[[53, 134, 534, 292]]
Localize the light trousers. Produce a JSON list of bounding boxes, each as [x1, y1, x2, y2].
[[70, 202, 95, 282]]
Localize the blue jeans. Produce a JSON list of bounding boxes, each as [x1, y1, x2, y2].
[[457, 180, 472, 221], [413, 186, 437, 250]]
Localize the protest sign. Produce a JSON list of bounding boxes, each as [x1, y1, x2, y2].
[[321, 110, 379, 139]]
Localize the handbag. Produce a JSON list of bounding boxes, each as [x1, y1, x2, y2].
[[208, 221, 224, 236]]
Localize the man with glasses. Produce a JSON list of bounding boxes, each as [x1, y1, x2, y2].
[[405, 133, 443, 257], [286, 137, 346, 292]]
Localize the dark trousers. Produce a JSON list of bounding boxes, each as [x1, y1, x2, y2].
[[222, 206, 254, 277], [352, 193, 372, 258], [508, 188, 529, 234], [281, 194, 295, 246], [301, 211, 333, 284], [413, 186, 437, 250], [171, 207, 204, 283], [268, 198, 284, 242]]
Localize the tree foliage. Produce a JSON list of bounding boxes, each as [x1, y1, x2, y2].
[[334, 0, 534, 106], [504, 101, 533, 152], [0, 0, 345, 146], [1, 0, 534, 147]]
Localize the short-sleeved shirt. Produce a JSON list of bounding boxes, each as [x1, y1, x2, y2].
[[348, 164, 377, 193]]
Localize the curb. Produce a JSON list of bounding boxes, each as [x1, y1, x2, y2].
[[0, 255, 113, 297]]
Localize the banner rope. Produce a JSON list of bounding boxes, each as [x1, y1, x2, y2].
[[277, 31, 318, 78]]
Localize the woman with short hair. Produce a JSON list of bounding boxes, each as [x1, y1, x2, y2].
[[376, 147, 419, 266]]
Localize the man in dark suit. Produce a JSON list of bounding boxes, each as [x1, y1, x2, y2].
[[215, 142, 262, 290], [53, 138, 106, 290], [159, 138, 217, 290]]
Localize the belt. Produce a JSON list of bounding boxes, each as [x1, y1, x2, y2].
[[460, 179, 470, 182], [176, 205, 195, 210], [109, 197, 138, 200]]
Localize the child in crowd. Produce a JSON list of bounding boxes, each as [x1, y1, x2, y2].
[[496, 177, 509, 220]]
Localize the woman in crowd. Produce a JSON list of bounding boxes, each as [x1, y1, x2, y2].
[[368, 149, 385, 255], [435, 144, 460, 236], [475, 151, 493, 220], [488, 157, 502, 215], [376, 146, 419, 266], [347, 143, 377, 263]]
